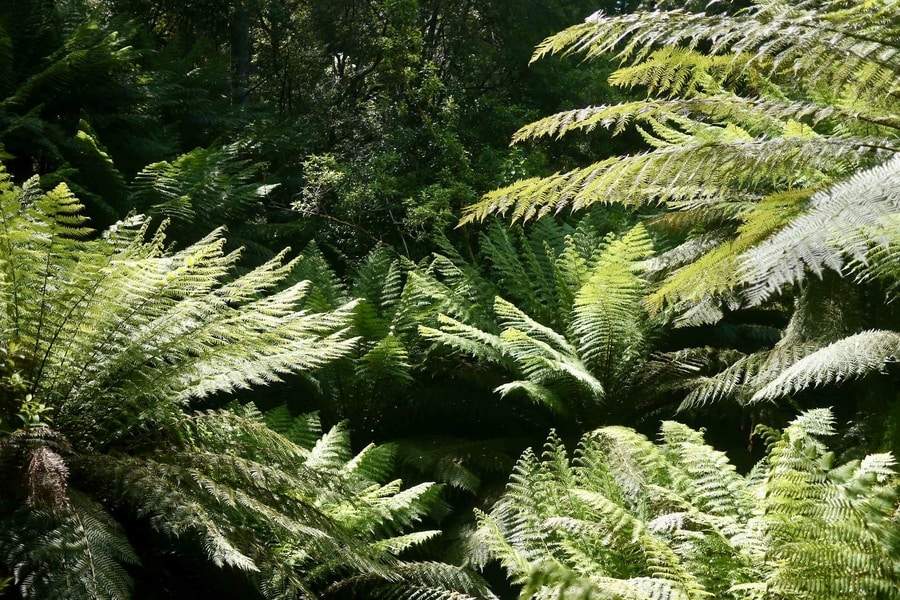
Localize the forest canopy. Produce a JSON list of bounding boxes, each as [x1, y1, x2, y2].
[[0, 0, 898, 598]]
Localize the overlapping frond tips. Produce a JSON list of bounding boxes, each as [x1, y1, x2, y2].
[[0, 170, 362, 447], [475, 409, 900, 600], [740, 154, 900, 305], [533, 0, 900, 107]]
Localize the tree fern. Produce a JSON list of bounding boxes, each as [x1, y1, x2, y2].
[[462, 0, 899, 319], [419, 219, 659, 425], [465, 0, 899, 431], [0, 169, 481, 598], [474, 408, 900, 599]]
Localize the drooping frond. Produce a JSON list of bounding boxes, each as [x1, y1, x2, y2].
[[741, 154, 900, 304], [678, 340, 823, 410], [751, 329, 900, 402], [0, 491, 138, 600]]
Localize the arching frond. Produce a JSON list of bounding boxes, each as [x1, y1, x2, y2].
[[461, 135, 882, 224], [741, 154, 900, 304], [751, 329, 900, 402]]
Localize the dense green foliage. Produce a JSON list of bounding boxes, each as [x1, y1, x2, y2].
[[475, 409, 900, 599], [0, 0, 898, 597], [0, 172, 480, 598]]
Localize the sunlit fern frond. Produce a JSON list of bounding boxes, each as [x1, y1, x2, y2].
[[0, 170, 471, 599], [740, 154, 900, 305], [461, 135, 883, 224], [752, 408, 900, 598], [646, 188, 810, 315], [532, 1, 900, 109], [750, 329, 900, 402], [475, 408, 900, 600], [0, 174, 361, 447]]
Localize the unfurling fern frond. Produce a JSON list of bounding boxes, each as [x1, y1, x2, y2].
[[474, 409, 900, 600]]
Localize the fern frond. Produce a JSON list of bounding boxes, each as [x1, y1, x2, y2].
[[0, 490, 138, 600], [331, 560, 498, 600], [460, 135, 879, 224], [751, 329, 900, 402], [132, 143, 276, 242], [740, 154, 900, 304], [533, 2, 900, 109], [573, 225, 652, 384], [418, 314, 506, 364], [475, 409, 900, 600]]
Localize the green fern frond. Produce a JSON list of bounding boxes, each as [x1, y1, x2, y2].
[[133, 144, 275, 233], [751, 329, 900, 402], [0, 192, 364, 443], [646, 188, 809, 314], [511, 95, 853, 143], [263, 406, 323, 450], [740, 154, 900, 305], [460, 136, 877, 224], [573, 224, 652, 382], [476, 409, 900, 600], [0, 490, 138, 600], [418, 314, 506, 364], [395, 437, 515, 494], [532, 2, 900, 108], [355, 335, 415, 387], [1, 169, 463, 598], [678, 341, 822, 410], [306, 422, 353, 472]]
